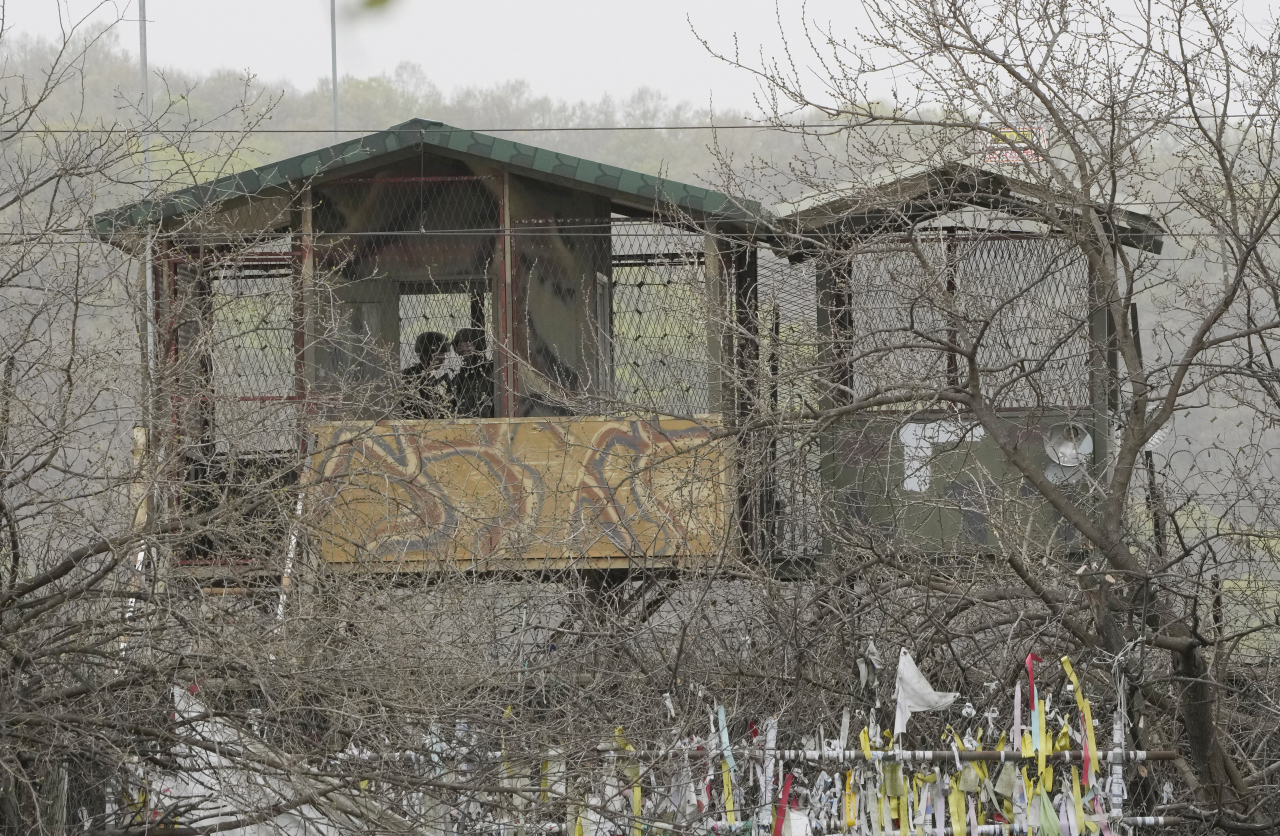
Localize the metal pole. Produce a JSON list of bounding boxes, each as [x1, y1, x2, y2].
[[139, 0, 154, 379], [130, 0, 155, 635], [138, 0, 147, 97], [330, 0, 338, 140]]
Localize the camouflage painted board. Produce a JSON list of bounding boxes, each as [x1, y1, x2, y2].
[[310, 415, 731, 570]]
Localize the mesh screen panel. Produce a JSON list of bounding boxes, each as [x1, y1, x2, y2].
[[757, 250, 824, 558], [209, 257, 296, 398], [306, 177, 500, 418], [314, 177, 500, 285], [205, 248, 301, 453], [609, 220, 711, 415], [831, 231, 1090, 410]]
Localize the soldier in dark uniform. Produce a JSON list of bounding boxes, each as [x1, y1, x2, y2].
[[449, 327, 494, 418], [401, 331, 452, 418]]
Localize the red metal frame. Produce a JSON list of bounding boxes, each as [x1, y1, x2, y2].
[[152, 247, 309, 451]]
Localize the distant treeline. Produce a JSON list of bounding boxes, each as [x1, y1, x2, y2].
[[2, 24, 811, 199]]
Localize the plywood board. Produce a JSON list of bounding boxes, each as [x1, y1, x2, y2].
[[310, 415, 730, 570]]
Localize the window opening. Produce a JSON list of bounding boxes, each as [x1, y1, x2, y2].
[[398, 283, 493, 418], [205, 252, 301, 453]]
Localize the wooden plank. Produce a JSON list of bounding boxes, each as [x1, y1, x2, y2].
[[309, 415, 730, 571]]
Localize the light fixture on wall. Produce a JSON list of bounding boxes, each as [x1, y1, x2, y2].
[[1043, 422, 1093, 484]]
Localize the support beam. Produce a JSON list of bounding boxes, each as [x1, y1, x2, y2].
[[734, 244, 759, 420], [704, 233, 734, 416], [1087, 250, 1117, 474], [816, 256, 854, 408], [496, 173, 517, 417], [296, 188, 313, 415], [733, 243, 764, 559]]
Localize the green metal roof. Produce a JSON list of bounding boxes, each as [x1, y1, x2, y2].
[[778, 162, 1164, 255], [94, 118, 767, 238]]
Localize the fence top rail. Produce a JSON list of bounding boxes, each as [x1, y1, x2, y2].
[[369, 744, 1175, 765], [760, 747, 1176, 764]]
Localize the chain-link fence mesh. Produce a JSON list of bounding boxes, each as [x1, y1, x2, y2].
[[309, 176, 500, 420], [757, 249, 824, 560], [609, 220, 711, 415], [398, 286, 492, 373], [161, 243, 305, 567], [207, 248, 301, 454], [829, 230, 1091, 410], [313, 176, 500, 281]]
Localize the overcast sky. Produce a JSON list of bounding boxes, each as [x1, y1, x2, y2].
[[8, 0, 868, 115], [12, 0, 1279, 125]]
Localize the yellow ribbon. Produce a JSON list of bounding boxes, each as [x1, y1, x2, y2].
[[1061, 657, 1100, 785], [1073, 766, 1092, 835], [617, 726, 643, 835], [722, 760, 736, 826], [948, 780, 966, 836], [969, 729, 987, 826], [972, 728, 989, 784], [1054, 723, 1071, 753], [614, 726, 643, 836], [845, 770, 857, 830], [911, 773, 937, 836]]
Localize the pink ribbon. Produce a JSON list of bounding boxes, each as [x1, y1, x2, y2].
[[1026, 653, 1044, 707], [1093, 796, 1113, 836]]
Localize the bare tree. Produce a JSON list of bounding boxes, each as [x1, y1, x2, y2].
[[22, 0, 1280, 833], [689, 0, 1280, 826], [0, 12, 417, 834]]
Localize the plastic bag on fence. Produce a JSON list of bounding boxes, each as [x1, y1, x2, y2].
[[994, 763, 1017, 798], [883, 763, 907, 797], [957, 764, 981, 794], [784, 807, 813, 836]]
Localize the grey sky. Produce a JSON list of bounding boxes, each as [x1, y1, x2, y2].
[[11, 0, 1279, 125], [9, 0, 865, 115]]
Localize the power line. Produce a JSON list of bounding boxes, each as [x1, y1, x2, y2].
[[11, 124, 786, 134], [9, 115, 1280, 134]]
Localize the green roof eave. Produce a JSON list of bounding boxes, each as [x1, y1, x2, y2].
[[778, 162, 1163, 255], [93, 118, 771, 240]]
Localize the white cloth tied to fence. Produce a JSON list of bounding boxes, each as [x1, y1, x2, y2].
[[894, 649, 959, 736]]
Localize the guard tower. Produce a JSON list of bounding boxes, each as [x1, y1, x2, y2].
[[97, 119, 774, 576], [779, 164, 1163, 551]]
